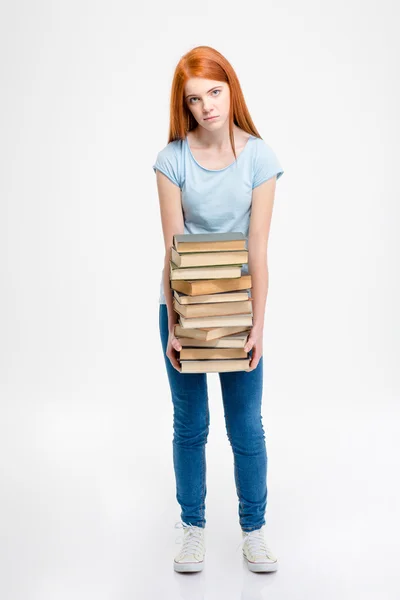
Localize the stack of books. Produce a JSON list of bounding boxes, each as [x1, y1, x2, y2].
[[169, 232, 253, 373]]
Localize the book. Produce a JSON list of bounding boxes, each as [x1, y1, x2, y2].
[[174, 324, 251, 341], [180, 358, 250, 373], [170, 261, 242, 281], [167, 232, 254, 372], [178, 333, 249, 348], [173, 232, 246, 253], [173, 298, 252, 319], [170, 274, 252, 296], [179, 313, 253, 329], [171, 246, 248, 268], [179, 348, 248, 360], [173, 289, 250, 305]]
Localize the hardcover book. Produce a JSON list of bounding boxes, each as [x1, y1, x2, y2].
[[173, 298, 252, 319], [174, 324, 251, 341], [171, 246, 248, 268], [170, 261, 242, 281], [177, 333, 249, 348], [180, 358, 250, 373], [179, 347, 248, 360], [179, 313, 253, 329], [173, 231, 246, 253], [173, 289, 250, 305], [170, 274, 252, 295]]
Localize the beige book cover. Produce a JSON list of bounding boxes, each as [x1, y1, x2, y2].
[[170, 261, 242, 281], [173, 232, 246, 253], [180, 348, 248, 360], [179, 313, 253, 329], [174, 324, 251, 341], [173, 289, 250, 305], [178, 333, 249, 348], [170, 274, 252, 295], [173, 298, 252, 319], [180, 358, 250, 373], [171, 246, 248, 268]]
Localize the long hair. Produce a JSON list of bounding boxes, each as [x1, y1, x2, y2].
[[167, 46, 262, 160]]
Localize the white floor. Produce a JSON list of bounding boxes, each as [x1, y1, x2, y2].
[[1, 381, 399, 600]]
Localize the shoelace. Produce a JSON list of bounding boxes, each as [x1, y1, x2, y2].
[[235, 527, 271, 556], [174, 521, 204, 556]]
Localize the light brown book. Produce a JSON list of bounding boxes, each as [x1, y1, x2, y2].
[[173, 232, 246, 253], [179, 313, 253, 329], [180, 358, 250, 373], [171, 246, 248, 268], [178, 333, 249, 348], [180, 348, 248, 360], [171, 274, 252, 296], [174, 324, 251, 341], [170, 261, 242, 281], [173, 298, 252, 319], [173, 289, 250, 305]]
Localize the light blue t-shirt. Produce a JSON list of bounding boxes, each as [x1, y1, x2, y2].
[[153, 134, 284, 304]]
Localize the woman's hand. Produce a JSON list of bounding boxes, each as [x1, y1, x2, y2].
[[244, 326, 263, 371], [166, 326, 182, 372]]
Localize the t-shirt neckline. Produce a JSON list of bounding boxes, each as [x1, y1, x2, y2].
[[185, 134, 255, 172]]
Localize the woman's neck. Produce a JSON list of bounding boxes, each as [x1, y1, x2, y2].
[[188, 124, 242, 151]]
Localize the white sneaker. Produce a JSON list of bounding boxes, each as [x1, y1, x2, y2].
[[173, 521, 206, 572], [237, 525, 278, 572]]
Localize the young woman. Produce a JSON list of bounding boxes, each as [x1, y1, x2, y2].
[[153, 46, 284, 573]]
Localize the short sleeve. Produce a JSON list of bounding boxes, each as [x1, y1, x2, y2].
[[252, 139, 284, 189], [152, 142, 182, 189]]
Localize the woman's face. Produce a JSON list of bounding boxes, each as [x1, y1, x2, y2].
[[184, 78, 230, 130]]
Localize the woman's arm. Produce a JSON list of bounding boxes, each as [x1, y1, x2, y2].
[[245, 176, 277, 369], [155, 170, 185, 331]]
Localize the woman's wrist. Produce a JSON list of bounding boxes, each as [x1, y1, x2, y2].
[[251, 322, 264, 335], [168, 312, 178, 333]]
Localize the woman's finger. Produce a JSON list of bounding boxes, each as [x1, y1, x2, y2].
[[248, 346, 262, 370], [171, 336, 181, 351], [171, 356, 181, 371], [244, 337, 255, 353], [167, 346, 181, 371]]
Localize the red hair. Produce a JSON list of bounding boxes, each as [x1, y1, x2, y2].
[[167, 46, 262, 160]]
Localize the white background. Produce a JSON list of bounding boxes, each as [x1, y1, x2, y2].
[[1, 1, 399, 599]]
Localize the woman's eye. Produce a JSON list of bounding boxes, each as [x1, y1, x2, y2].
[[189, 90, 221, 104]]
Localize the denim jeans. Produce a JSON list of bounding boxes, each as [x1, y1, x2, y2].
[[159, 303, 268, 533]]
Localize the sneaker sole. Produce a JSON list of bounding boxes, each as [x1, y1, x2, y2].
[[244, 556, 278, 573], [174, 559, 204, 573]]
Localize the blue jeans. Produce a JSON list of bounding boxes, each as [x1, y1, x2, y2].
[[159, 303, 268, 533]]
